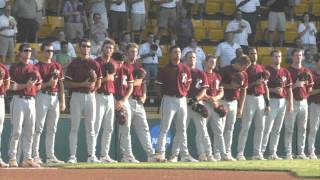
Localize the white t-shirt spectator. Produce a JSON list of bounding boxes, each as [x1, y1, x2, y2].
[[215, 41, 241, 68], [235, 0, 260, 13], [52, 40, 77, 58], [226, 19, 252, 46], [0, 15, 17, 36], [160, 0, 178, 8], [110, 1, 126, 12], [298, 22, 317, 45], [182, 46, 206, 70], [131, 0, 146, 14], [139, 42, 162, 64]]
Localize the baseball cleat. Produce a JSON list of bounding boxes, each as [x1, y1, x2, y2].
[[46, 157, 65, 164], [285, 154, 294, 160], [67, 156, 77, 164], [121, 156, 140, 163], [155, 154, 167, 162], [181, 155, 198, 162], [236, 154, 246, 161], [214, 154, 222, 161], [206, 154, 217, 162], [21, 159, 41, 168], [309, 153, 318, 160], [33, 156, 43, 164], [198, 154, 208, 162], [8, 159, 18, 167], [87, 155, 101, 163], [147, 154, 158, 162], [167, 156, 178, 163], [268, 154, 283, 160], [100, 156, 118, 163], [252, 154, 266, 160], [0, 159, 9, 168], [296, 153, 309, 160], [222, 155, 236, 161]]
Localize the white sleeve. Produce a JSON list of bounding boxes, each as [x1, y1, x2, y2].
[[311, 22, 317, 33], [215, 44, 222, 57], [139, 44, 148, 55], [68, 43, 77, 58], [246, 21, 252, 34], [298, 23, 304, 33], [157, 46, 162, 57]]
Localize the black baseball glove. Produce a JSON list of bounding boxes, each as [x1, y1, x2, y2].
[[28, 71, 37, 81], [213, 104, 228, 118], [257, 71, 270, 81], [104, 62, 115, 75], [188, 98, 208, 118], [88, 69, 97, 82], [115, 108, 128, 125], [297, 71, 310, 81], [133, 68, 147, 79], [51, 69, 60, 80]]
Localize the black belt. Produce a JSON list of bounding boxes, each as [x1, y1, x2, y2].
[[166, 94, 183, 98], [97, 92, 111, 96], [18, 95, 34, 99], [42, 91, 58, 96], [223, 97, 236, 102], [241, 11, 256, 14], [131, 96, 140, 100]]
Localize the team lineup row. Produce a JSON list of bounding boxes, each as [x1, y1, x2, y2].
[[0, 38, 319, 168]]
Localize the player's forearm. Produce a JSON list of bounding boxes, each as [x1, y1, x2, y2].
[[94, 79, 102, 91], [310, 88, 320, 95], [122, 83, 133, 101], [238, 88, 247, 111], [195, 89, 207, 101]]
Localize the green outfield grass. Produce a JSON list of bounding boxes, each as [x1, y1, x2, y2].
[[47, 160, 320, 178]]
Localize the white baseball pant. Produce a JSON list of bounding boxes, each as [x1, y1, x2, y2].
[[32, 92, 60, 159], [8, 96, 36, 161], [284, 99, 308, 155], [157, 95, 189, 158], [237, 95, 266, 156], [261, 98, 286, 155], [94, 93, 115, 158], [307, 102, 320, 155], [0, 95, 4, 159], [69, 92, 96, 159], [118, 100, 133, 158], [129, 98, 154, 157]]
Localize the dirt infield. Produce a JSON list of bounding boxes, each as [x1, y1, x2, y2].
[[0, 168, 319, 180]]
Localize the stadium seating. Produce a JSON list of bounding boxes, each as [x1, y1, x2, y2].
[[221, 2, 236, 16], [205, 1, 221, 15]]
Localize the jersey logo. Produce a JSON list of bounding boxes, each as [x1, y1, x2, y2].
[[181, 72, 187, 84], [195, 78, 202, 89], [122, 75, 127, 85]]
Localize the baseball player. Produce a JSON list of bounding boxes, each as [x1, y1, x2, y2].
[[236, 47, 270, 160], [307, 53, 320, 160], [218, 55, 251, 160], [65, 38, 102, 163], [261, 49, 293, 160], [32, 42, 65, 164], [284, 48, 313, 160], [112, 50, 136, 162], [155, 45, 197, 162], [94, 39, 118, 163], [124, 43, 157, 162], [0, 62, 10, 167], [8, 43, 42, 167], [203, 55, 234, 161]]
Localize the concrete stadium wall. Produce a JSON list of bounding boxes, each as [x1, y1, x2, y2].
[[1, 117, 319, 162]]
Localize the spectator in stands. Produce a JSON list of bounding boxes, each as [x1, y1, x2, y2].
[[184, 0, 205, 19], [175, 7, 193, 49], [215, 31, 241, 68], [62, 0, 88, 42], [302, 48, 315, 70], [130, 0, 147, 43], [13, 0, 39, 43], [266, 0, 288, 47], [287, 0, 300, 22], [182, 38, 205, 70], [235, 0, 260, 46], [0, 4, 17, 64], [109, 0, 128, 41], [88, 0, 108, 32], [35, 0, 45, 26], [45, 0, 63, 16], [29, 47, 39, 65], [119, 31, 132, 53], [52, 31, 77, 58], [90, 13, 108, 56], [298, 12, 318, 54], [139, 32, 162, 88], [54, 40, 73, 71], [0, 0, 8, 15], [154, 0, 181, 45], [226, 10, 252, 53]]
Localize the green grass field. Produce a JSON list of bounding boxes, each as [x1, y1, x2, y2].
[[48, 160, 320, 178]]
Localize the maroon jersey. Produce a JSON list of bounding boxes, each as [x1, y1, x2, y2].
[[65, 57, 102, 92], [246, 64, 266, 96], [266, 66, 292, 98], [114, 62, 134, 100], [124, 62, 145, 98], [156, 63, 192, 97], [219, 65, 248, 101], [187, 68, 208, 98], [0, 63, 10, 95], [35, 61, 64, 93], [309, 70, 320, 103], [287, 66, 313, 100], [10, 62, 42, 96], [95, 57, 117, 94], [205, 71, 222, 97]]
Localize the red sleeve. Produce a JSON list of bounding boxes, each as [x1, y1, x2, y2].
[[201, 71, 209, 88]]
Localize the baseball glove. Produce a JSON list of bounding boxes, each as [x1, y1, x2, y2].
[[297, 71, 310, 81], [231, 72, 245, 87], [88, 69, 97, 82], [188, 98, 208, 118], [213, 104, 228, 117], [133, 68, 147, 79], [115, 108, 128, 125], [104, 62, 115, 75], [51, 69, 60, 80], [257, 71, 270, 81], [28, 71, 37, 81]]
